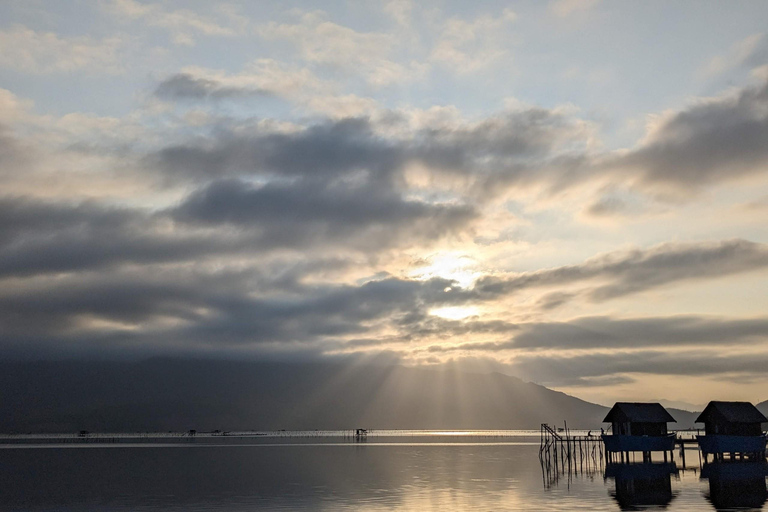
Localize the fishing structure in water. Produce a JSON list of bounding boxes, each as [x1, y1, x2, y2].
[[539, 422, 605, 487]]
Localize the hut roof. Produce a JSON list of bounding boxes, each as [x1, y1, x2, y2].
[[603, 402, 676, 424], [695, 401, 767, 424]]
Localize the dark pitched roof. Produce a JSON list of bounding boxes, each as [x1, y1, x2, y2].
[[603, 402, 676, 423], [695, 401, 768, 424]]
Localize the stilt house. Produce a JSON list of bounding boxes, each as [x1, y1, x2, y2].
[[696, 401, 767, 462], [605, 402, 675, 436], [602, 402, 677, 462]]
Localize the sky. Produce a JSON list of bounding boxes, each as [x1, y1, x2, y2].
[[2, 0, 768, 407]]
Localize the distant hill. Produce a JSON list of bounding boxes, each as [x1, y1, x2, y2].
[[0, 358, 699, 433], [655, 399, 706, 412], [758, 400, 768, 419], [667, 408, 698, 430]]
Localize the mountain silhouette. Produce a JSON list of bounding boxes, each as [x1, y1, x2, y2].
[[0, 358, 699, 433]]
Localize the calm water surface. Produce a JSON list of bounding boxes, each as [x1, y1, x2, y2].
[[0, 432, 765, 511]]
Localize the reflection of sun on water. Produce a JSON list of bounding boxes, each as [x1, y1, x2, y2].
[[429, 306, 479, 320]]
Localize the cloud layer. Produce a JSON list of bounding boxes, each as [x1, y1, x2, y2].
[[2, 2, 768, 403]]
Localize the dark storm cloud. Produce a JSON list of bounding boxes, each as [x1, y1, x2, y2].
[[155, 73, 274, 100], [475, 239, 768, 301], [608, 80, 768, 189]]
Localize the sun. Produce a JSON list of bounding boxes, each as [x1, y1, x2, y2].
[[429, 306, 480, 320], [410, 251, 479, 288]]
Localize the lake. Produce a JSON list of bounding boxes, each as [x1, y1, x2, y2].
[[0, 431, 765, 511]]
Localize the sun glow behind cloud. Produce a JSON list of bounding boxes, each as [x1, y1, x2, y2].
[[429, 306, 480, 321], [410, 252, 480, 288]]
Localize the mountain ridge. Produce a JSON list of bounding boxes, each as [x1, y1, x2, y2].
[[0, 358, 722, 433]]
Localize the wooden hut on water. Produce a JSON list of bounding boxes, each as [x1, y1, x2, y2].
[[602, 402, 677, 463], [696, 401, 767, 462]]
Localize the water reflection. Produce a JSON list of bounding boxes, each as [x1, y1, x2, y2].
[[702, 462, 768, 511], [540, 436, 768, 512], [0, 440, 570, 511], [604, 463, 678, 510], [1, 437, 767, 511]]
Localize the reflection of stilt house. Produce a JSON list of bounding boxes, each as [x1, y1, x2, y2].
[[696, 401, 767, 462], [605, 463, 678, 510], [702, 462, 768, 509], [602, 403, 676, 463]]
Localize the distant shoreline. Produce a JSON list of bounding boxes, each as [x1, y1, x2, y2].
[[0, 428, 704, 444]]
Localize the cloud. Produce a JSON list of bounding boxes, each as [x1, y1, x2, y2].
[[152, 61, 386, 117], [0, 25, 123, 74], [149, 108, 592, 196], [0, 88, 34, 123], [0, 125, 29, 172], [584, 196, 628, 217], [512, 315, 768, 350], [430, 9, 517, 71], [155, 73, 274, 100], [170, 178, 476, 250], [108, 0, 246, 45], [549, 0, 601, 18], [476, 239, 768, 302], [510, 349, 768, 387], [383, 0, 413, 26], [0, 197, 229, 278], [0, 266, 461, 357], [702, 33, 767, 77], [257, 10, 426, 86], [148, 76, 768, 202], [422, 314, 768, 355], [0, 164, 474, 277], [608, 80, 768, 191], [150, 117, 404, 182]]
